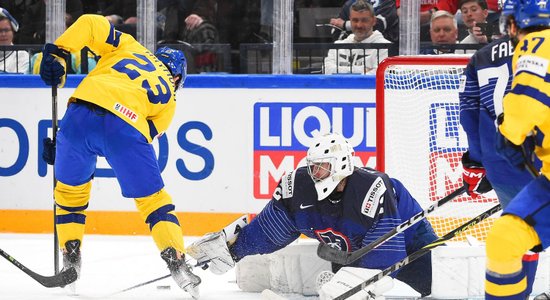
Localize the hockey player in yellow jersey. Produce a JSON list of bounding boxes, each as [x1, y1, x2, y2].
[[39, 14, 201, 298], [485, 1, 550, 299]]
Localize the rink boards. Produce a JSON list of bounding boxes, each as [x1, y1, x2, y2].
[[0, 74, 376, 235]]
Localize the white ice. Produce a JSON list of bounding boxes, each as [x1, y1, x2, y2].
[[0, 234, 418, 300]]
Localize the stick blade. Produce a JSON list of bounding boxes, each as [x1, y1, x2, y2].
[[316, 243, 351, 265], [38, 267, 78, 288]]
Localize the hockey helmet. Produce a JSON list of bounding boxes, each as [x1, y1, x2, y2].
[[155, 47, 187, 89], [500, 0, 550, 29], [306, 133, 355, 200]]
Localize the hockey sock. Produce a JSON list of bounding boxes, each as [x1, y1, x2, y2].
[[55, 180, 91, 247], [485, 215, 541, 299], [522, 252, 539, 295], [135, 189, 185, 253]]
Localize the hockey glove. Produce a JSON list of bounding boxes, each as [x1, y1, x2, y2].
[[39, 43, 68, 87], [495, 114, 535, 169], [461, 151, 492, 199], [318, 267, 393, 300], [42, 137, 55, 165]]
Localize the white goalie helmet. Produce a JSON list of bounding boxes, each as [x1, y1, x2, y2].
[[306, 133, 355, 200]]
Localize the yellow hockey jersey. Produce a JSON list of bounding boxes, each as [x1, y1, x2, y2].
[[500, 29, 550, 178], [55, 14, 176, 143]]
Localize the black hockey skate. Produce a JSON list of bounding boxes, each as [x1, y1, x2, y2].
[[161, 247, 201, 299], [62, 240, 81, 292]]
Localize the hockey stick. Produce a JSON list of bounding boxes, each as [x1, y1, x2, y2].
[[51, 84, 60, 274], [332, 202, 502, 300], [522, 136, 539, 179], [0, 247, 77, 288], [317, 186, 467, 265], [109, 274, 171, 296]]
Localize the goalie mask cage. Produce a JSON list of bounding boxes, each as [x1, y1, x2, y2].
[[376, 56, 500, 242]]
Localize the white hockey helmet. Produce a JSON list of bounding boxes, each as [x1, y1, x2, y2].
[[306, 133, 355, 200]]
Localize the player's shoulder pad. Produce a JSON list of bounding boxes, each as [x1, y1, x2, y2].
[[515, 33, 550, 78]]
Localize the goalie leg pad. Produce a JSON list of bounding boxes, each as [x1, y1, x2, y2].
[[186, 231, 235, 275], [318, 267, 394, 300]]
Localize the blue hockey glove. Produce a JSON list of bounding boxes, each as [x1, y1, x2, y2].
[[39, 43, 68, 87], [495, 114, 535, 169], [461, 151, 492, 199], [42, 137, 56, 165]]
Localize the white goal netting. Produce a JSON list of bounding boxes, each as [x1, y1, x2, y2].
[[377, 56, 500, 242]]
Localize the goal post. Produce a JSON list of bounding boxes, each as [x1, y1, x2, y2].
[[375, 55, 500, 242]]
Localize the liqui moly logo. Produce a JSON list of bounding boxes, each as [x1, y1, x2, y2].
[[253, 102, 377, 199], [427, 102, 468, 200]]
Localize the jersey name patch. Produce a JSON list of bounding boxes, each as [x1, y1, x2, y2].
[[516, 55, 549, 78], [361, 177, 386, 218], [281, 171, 295, 198], [458, 75, 466, 93], [114, 103, 138, 123], [271, 170, 296, 201]]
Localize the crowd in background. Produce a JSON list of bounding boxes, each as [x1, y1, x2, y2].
[[0, 0, 502, 75]]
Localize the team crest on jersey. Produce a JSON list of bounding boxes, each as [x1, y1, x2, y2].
[[315, 228, 351, 252], [361, 177, 386, 218], [114, 103, 138, 123]]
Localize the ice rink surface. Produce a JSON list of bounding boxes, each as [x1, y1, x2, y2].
[[0, 233, 419, 300]]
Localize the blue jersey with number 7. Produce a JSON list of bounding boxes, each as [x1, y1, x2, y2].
[[459, 36, 535, 188], [55, 14, 176, 143]]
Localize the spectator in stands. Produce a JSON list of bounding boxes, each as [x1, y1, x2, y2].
[[18, 0, 83, 44], [397, 0, 460, 42], [330, 0, 398, 43], [420, 10, 458, 54], [459, 0, 490, 44], [0, 8, 29, 73], [324, 0, 390, 75]]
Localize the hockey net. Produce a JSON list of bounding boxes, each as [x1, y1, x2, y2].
[[376, 56, 500, 242]]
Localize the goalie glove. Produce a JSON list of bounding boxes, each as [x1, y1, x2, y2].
[[318, 267, 393, 300], [186, 231, 236, 275], [461, 151, 492, 199]]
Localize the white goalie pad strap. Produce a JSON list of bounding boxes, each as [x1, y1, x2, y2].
[[186, 231, 235, 275], [318, 267, 394, 300]]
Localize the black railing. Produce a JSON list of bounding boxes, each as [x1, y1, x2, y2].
[[157, 43, 232, 74], [240, 43, 399, 74], [419, 42, 485, 55], [0, 42, 487, 75]]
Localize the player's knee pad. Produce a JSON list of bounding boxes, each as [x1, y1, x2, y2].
[[54, 181, 91, 248], [134, 189, 184, 252], [485, 215, 540, 298]]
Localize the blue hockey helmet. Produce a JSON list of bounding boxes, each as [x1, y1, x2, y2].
[[155, 47, 187, 89], [500, 0, 550, 29]]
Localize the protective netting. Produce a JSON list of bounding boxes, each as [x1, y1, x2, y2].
[[378, 56, 500, 242]]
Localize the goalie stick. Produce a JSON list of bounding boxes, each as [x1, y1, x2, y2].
[[332, 202, 502, 300], [317, 186, 467, 265], [0, 247, 77, 288]]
